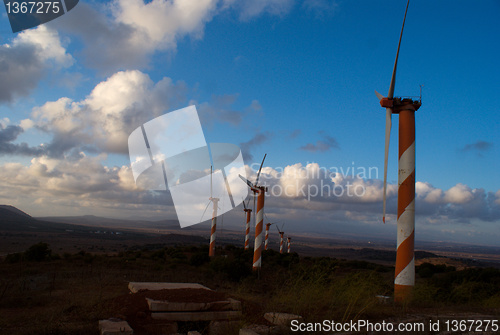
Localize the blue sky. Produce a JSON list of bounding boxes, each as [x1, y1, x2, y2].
[[0, 0, 499, 246]]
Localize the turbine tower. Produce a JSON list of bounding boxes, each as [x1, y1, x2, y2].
[[242, 200, 252, 250], [287, 237, 291, 254], [264, 222, 275, 250], [240, 154, 268, 271], [276, 224, 285, 254], [375, 0, 421, 302], [201, 167, 219, 257]]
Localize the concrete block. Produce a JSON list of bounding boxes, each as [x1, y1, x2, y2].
[[239, 329, 260, 335], [147, 298, 211, 312], [128, 282, 211, 293], [209, 320, 241, 335], [142, 322, 178, 335], [146, 298, 242, 312], [264, 312, 302, 327], [99, 319, 133, 335], [151, 310, 242, 321], [227, 298, 242, 311], [239, 324, 270, 335]]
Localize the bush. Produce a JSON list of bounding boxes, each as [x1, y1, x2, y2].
[[190, 252, 210, 267], [24, 242, 52, 262]]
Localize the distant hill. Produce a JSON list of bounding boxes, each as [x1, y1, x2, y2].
[[0, 205, 181, 233], [0, 205, 32, 219], [39, 215, 179, 230], [0, 205, 107, 233], [0, 205, 38, 231]]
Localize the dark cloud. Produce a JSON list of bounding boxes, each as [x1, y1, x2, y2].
[[240, 131, 273, 162], [197, 94, 242, 127], [300, 132, 339, 152], [0, 43, 44, 102], [289, 129, 301, 139], [0, 125, 45, 156], [460, 140, 493, 155], [49, 2, 142, 73]]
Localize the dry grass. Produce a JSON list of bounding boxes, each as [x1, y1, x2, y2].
[[0, 245, 499, 334]]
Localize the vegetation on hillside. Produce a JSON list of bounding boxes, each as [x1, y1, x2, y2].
[[0, 243, 499, 334]]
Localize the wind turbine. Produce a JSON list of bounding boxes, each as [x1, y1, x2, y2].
[[375, 0, 421, 302], [240, 154, 268, 271], [287, 237, 291, 254], [242, 199, 252, 250], [264, 222, 275, 250], [201, 166, 219, 257], [276, 224, 285, 254]]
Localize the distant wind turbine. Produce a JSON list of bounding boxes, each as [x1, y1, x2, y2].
[[201, 166, 219, 257], [242, 199, 252, 250], [240, 154, 268, 271]]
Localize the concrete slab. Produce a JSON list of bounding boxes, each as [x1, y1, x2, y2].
[[147, 298, 211, 312], [128, 282, 211, 293], [146, 298, 242, 312], [99, 319, 133, 335], [151, 310, 242, 321]]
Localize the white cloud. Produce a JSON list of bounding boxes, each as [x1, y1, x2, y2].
[[0, 154, 174, 218], [13, 25, 74, 67], [32, 70, 188, 155], [113, 0, 217, 44], [51, 0, 218, 71], [444, 183, 474, 204], [0, 26, 73, 102]]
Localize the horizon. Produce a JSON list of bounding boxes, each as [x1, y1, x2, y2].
[[1, 0, 499, 247]]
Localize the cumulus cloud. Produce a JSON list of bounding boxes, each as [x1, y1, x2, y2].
[[0, 154, 175, 218], [51, 0, 217, 71], [415, 181, 500, 222], [31, 70, 188, 156], [0, 26, 73, 102], [237, 163, 500, 225]]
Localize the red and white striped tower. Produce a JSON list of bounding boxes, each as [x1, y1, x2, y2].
[[209, 197, 219, 257], [279, 232, 284, 254], [244, 208, 251, 250], [264, 223, 272, 250], [253, 186, 267, 270], [287, 237, 291, 253], [394, 102, 418, 302], [375, 0, 420, 302]]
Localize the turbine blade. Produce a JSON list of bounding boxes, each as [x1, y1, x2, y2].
[[239, 174, 253, 188], [245, 197, 251, 209], [375, 90, 385, 101], [388, 0, 410, 99], [255, 154, 267, 186], [383, 107, 393, 223], [242, 198, 247, 210], [200, 200, 212, 223]]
